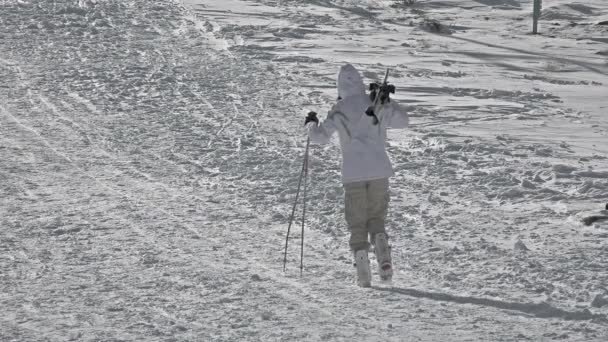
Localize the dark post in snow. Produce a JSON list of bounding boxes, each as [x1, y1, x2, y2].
[[532, 0, 542, 34]]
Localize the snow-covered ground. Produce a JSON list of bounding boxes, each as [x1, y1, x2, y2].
[[1, 0, 607, 340]]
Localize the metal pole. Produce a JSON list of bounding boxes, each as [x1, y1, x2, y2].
[[533, 0, 542, 34], [283, 137, 310, 272]]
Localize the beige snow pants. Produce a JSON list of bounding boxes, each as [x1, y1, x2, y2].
[[343, 178, 390, 251]]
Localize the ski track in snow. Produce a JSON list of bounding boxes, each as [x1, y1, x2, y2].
[[1, 0, 608, 341]]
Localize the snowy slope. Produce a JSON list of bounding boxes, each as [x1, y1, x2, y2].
[[1, 0, 607, 341]]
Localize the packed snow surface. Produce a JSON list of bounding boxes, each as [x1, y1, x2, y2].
[[1, 0, 607, 341]]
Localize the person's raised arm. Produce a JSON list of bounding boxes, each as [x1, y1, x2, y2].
[[379, 101, 409, 129], [306, 107, 339, 144]]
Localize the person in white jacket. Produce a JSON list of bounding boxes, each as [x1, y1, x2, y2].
[[305, 64, 409, 287]]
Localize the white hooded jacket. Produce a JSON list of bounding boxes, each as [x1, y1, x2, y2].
[[308, 64, 409, 184]]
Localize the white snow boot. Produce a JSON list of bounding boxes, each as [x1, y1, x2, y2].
[[354, 250, 372, 288], [374, 233, 393, 281]]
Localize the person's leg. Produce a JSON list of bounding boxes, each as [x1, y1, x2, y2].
[[367, 178, 392, 280], [366, 178, 389, 243], [344, 181, 369, 251]]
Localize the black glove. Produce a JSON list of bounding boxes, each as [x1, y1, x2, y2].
[[369, 83, 380, 102], [379, 84, 395, 104], [304, 111, 318, 126], [369, 83, 396, 105]]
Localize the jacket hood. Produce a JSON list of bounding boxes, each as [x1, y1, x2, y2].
[[337, 64, 365, 99]]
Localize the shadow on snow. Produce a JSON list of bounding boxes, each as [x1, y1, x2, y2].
[[373, 286, 608, 323]]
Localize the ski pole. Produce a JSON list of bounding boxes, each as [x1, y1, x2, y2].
[[300, 137, 309, 277], [283, 137, 310, 273]]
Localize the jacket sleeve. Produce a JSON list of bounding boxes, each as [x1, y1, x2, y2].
[[307, 106, 339, 144], [379, 101, 409, 129]]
